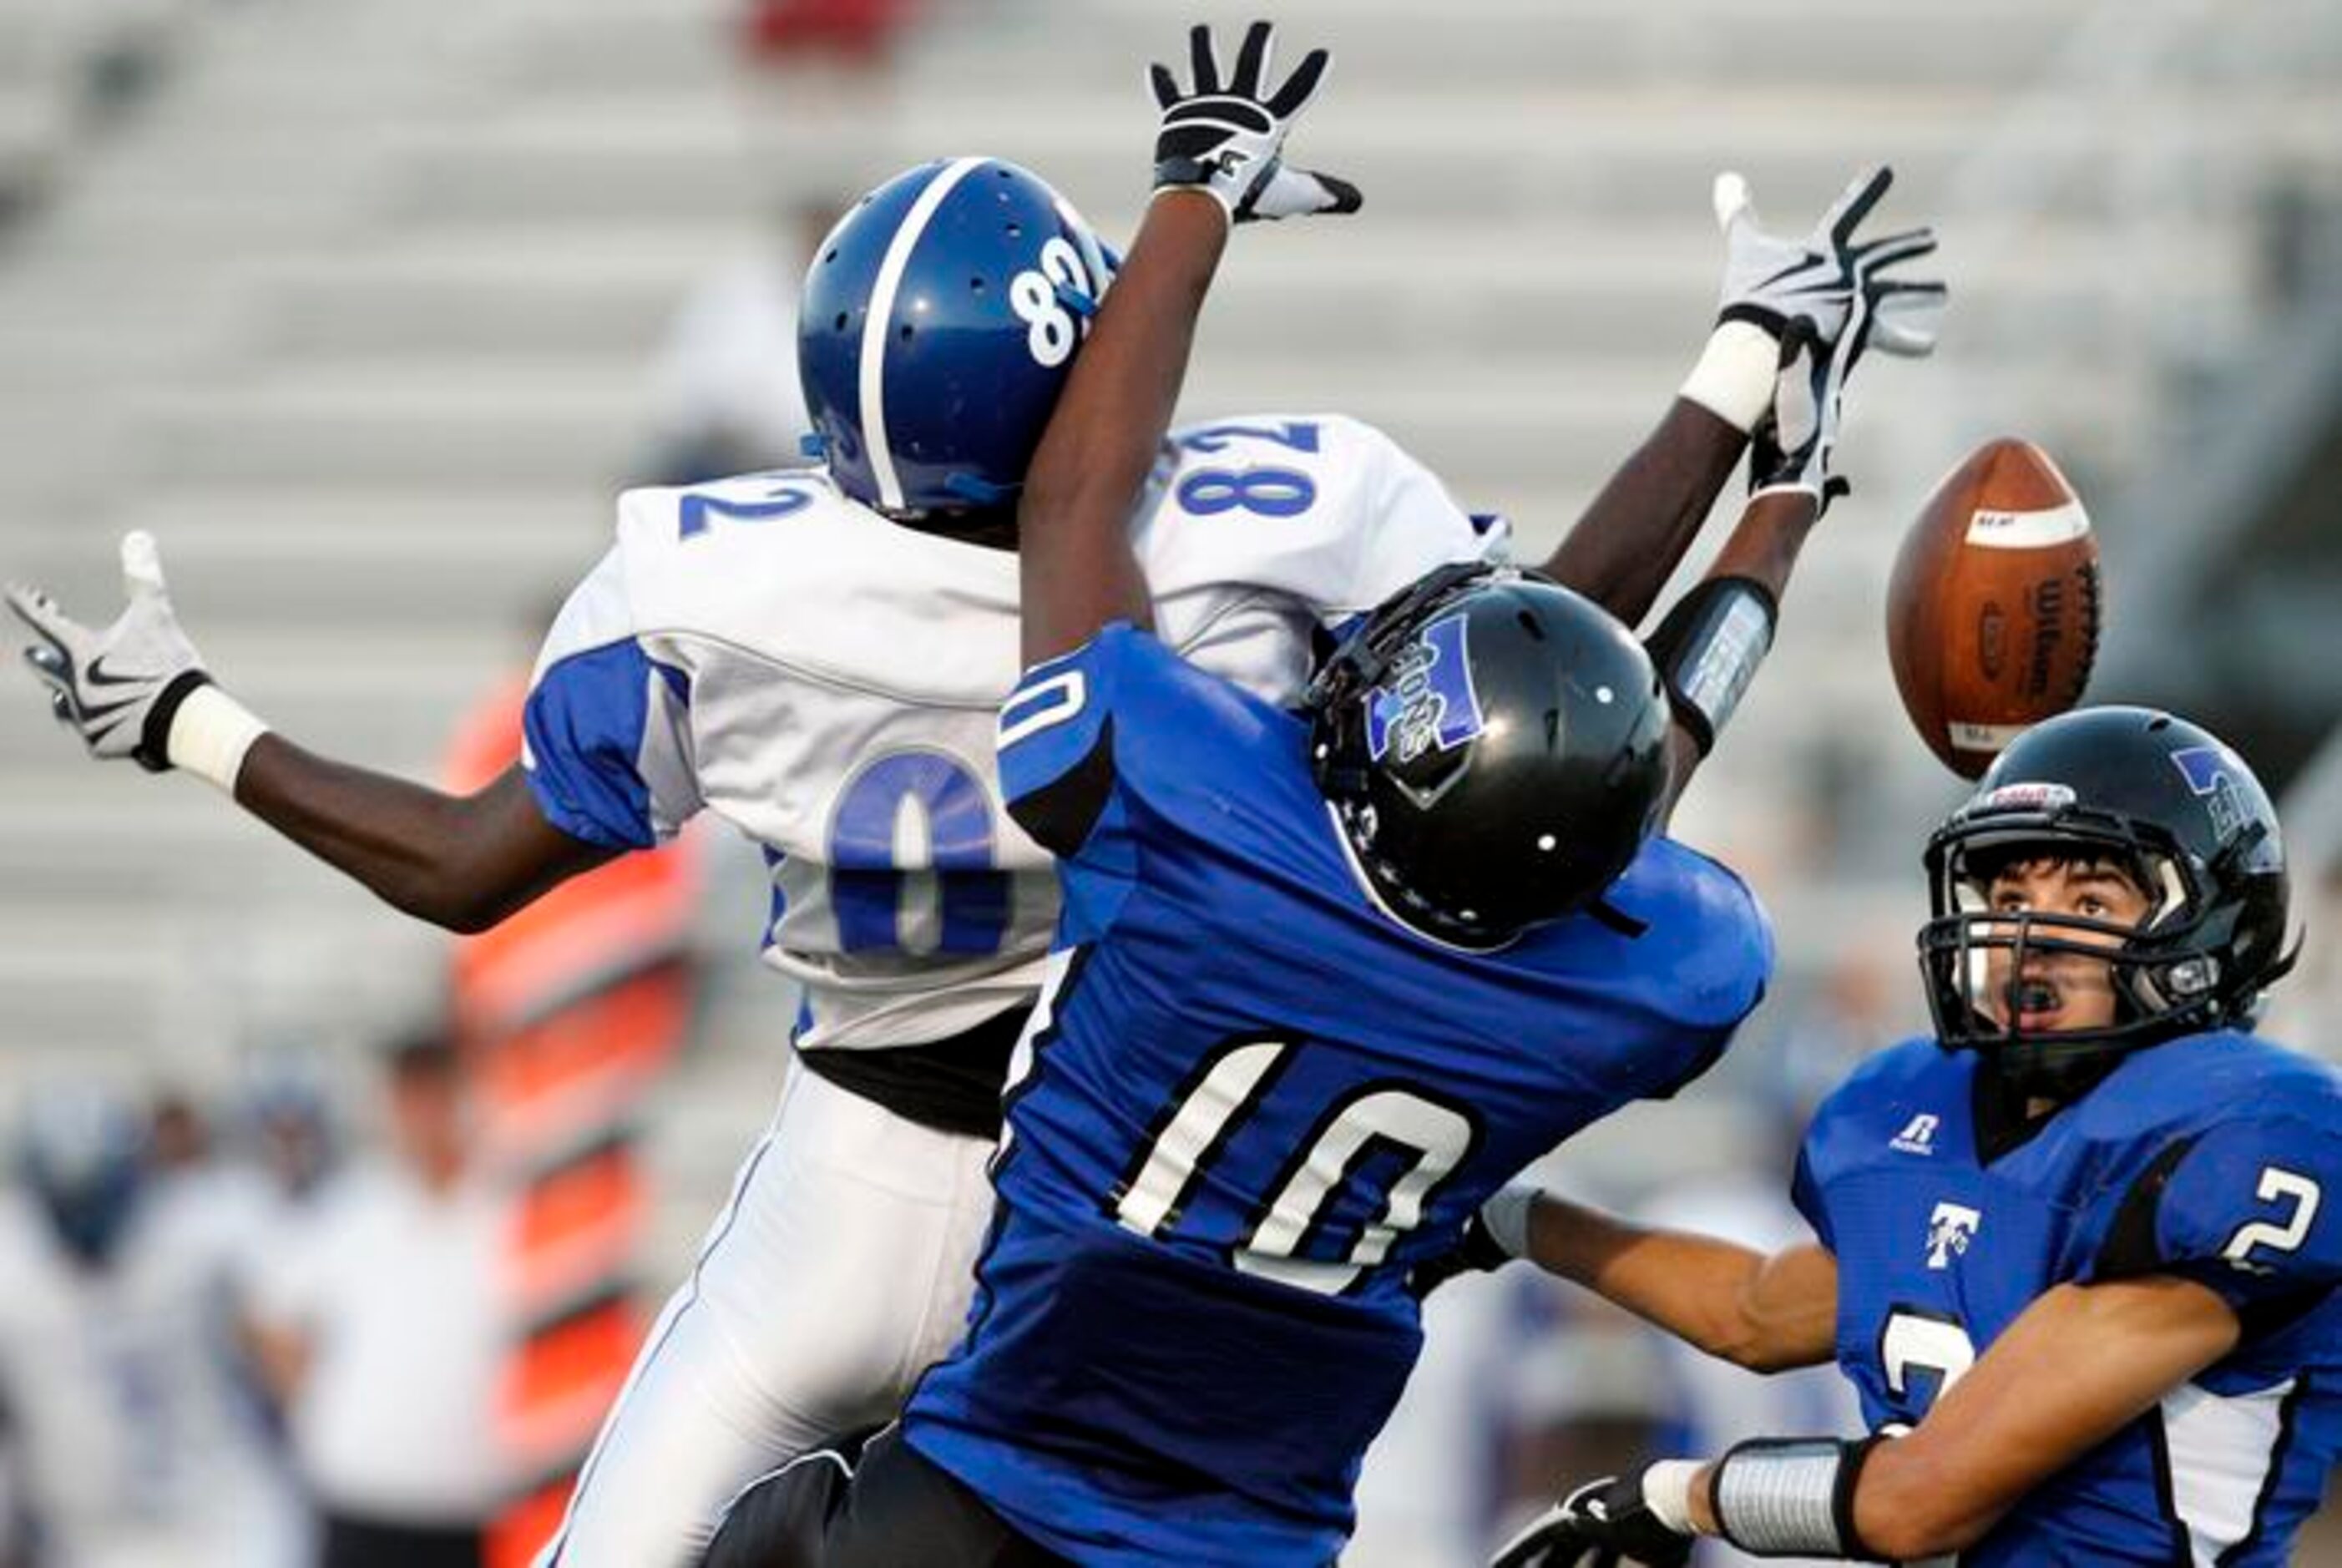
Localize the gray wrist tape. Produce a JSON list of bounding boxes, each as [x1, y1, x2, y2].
[[1710, 1436, 1884, 1561], [1644, 576, 1778, 758]]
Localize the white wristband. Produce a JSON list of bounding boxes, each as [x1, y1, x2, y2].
[[1642, 1459, 1703, 1536], [168, 683, 271, 794], [1480, 1184, 1539, 1259], [1677, 320, 1781, 433]]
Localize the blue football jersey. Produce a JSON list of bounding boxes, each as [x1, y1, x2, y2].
[[904, 625, 1774, 1566], [1797, 1030, 2342, 1565]]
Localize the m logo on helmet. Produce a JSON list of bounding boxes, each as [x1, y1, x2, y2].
[[1365, 615, 1485, 766]]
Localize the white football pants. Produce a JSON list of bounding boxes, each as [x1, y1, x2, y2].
[[534, 1064, 997, 1568]]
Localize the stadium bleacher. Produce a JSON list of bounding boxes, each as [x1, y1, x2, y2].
[[0, 0, 2336, 1261]]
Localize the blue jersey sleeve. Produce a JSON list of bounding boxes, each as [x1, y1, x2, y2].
[[522, 548, 701, 850], [2088, 1115, 2342, 1320], [1000, 622, 1226, 862], [997, 632, 1125, 860], [1790, 1137, 1837, 1255]]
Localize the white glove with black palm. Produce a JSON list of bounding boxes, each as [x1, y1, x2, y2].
[[1150, 22, 1360, 224], [1746, 219, 1926, 512], [1491, 1472, 1696, 1568], [1714, 165, 1945, 359], [8, 532, 267, 788], [1680, 164, 1945, 436]]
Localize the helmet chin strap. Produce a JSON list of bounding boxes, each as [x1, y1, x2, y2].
[[942, 472, 1019, 506]]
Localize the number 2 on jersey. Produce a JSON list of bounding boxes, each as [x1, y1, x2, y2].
[[1881, 1306, 1976, 1413], [677, 483, 812, 540], [2223, 1166, 2321, 1272]]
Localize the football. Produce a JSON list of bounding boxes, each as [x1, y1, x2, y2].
[[1886, 438, 2103, 779]]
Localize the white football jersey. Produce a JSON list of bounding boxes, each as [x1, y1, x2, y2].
[[524, 414, 1500, 1053], [0, 1177, 296, 1568]]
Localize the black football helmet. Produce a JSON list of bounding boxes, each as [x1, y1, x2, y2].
[[1307, 563, 1673, 947], [1919, 706, 2294, 1095]]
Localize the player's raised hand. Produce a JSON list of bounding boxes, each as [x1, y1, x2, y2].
[[1747, 206, 1937, 513], [1712, 164, 1946, 359], [1150, 21, 1360, 224], [8, 532, 213, 771], [1490, 1473, 1694, 1568]]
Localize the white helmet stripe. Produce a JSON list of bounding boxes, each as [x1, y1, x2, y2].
[[861, 156, 988, 513]]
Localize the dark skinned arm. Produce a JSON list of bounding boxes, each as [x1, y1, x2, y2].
[[1018, 191, 1230, 667], [1653, 487, 1820, 818], [1539, 399, 1750, 627], [233, 745, 615, 933], [1543, 160, 1947, 625], [1014, 189, 1755, 662]]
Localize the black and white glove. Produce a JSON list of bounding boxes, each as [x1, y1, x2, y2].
[[8, 532, 267, 788], [1746, 218, 1925, 512], [1747, 313, 1854, 508], [1714, 165, 1945, 358], [1150, 22, 1361, 224], [1491, 1471, 1697, 1568], [1409, 1184, 1537, 1297], [1681, 165, 1945, 435]]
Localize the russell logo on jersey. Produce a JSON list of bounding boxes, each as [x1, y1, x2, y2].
[[1890, 1113, 1941, 1156]]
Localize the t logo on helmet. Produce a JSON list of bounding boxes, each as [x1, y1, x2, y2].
[[2172, 745, 2247, 842], [1365, 615, 1485, 766]]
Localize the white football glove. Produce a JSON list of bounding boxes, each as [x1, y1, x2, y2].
[[9, 532, 211, 771], [1713, 164, 1946, 359], [1749, 313, 1858, 509], [10, 532, 267, 790], [1150, 22, 1361, 224], [1748, 210, 1937, 513]]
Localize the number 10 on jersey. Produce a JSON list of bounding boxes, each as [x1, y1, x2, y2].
[[1110, 1037, 1477, 1297]]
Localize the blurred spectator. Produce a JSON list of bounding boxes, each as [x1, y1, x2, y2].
[[740, 0, 923, 68], [0, 1081, 289, 1566], [1774, 948, 1904, 1109], [2268, 858, 2339, 1059], [1348, 1275, 1519, 1568], [636, 196, 840, 488], [1483, 1273, 1674, 1542], [234, 1055, 342, 1209], [144, 1094, 209, 1176], [247, 1036, 508, 1568], [137, 1081, 314, 1568]]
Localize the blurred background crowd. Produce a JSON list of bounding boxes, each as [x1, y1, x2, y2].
[[0, 0, 2337, 1563]]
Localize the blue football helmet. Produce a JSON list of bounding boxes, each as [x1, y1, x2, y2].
[[799, 157, 1115, 519], [17, 1084, 146, 1268]]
